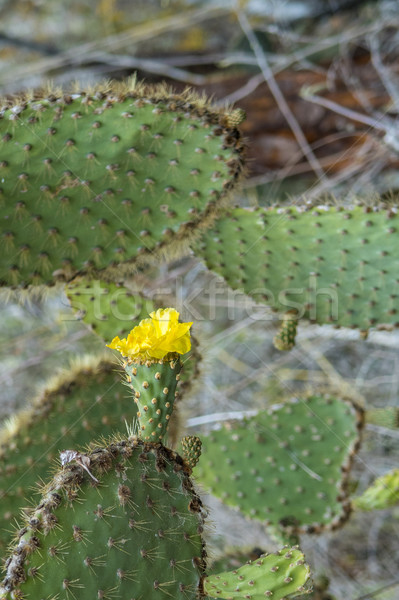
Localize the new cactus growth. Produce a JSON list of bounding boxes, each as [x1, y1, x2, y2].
[[0, 356, 133, 551], [0, 81, 245, 289], [107, 307, 192, 441], [196, 394, 364, 535], [181, 435, 203, 472], [273, 311, 298, 351], [195, 205, 399, 333]]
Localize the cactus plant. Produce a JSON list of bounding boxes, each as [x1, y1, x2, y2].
[[195, 394, 364, 535], [0, 81, 245, 289], [194, 204, 399, 333], [0, 355, 133, 551], [0, 437, 311, 600], [66, 276, 202, 393]]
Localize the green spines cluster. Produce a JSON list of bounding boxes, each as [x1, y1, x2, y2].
[[354, 468, 399, 511], [181, 435, 202, 471], [0, 438, 206, 600], [195, 395, 364, 535], [124, 357, 181, 441], [66, 276, 202, 394], [203, 546, 311, 600], [0, 82, 245, 289], [0, 356, 133, 551], [365, 406, 399, 429], [195, 205, 399, 331], [273, 312, 298, 351]]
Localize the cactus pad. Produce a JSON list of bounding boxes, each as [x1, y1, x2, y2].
[[204, 546, 311, 600], [354, 469, 399, 511], [195, 205, 399, 331], [0, 438, 207, 599], [0, 82, 245, 289], [195, 395, 364, 534], [0, 356, 133, 551]]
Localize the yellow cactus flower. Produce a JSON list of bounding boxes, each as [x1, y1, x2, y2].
[[107, 308, 193, 361]]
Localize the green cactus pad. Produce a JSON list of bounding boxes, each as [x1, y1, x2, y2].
[[195, 395, 364, 534], [195, 205, 399, 330], [204, 546, 311, 600], [66, 276, 202, 393], [0, 81, 245, 289], [0, 356, 134, 551], [0, 438, 207, 599], [123, 357, 181, 441], [181, 435, 203, 472], [354, 469, 399, 511]]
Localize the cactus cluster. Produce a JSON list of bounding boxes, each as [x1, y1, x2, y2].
[[195, 204, 399, 333], [195, 394, 364, 536], [0, 81, 245, 289]]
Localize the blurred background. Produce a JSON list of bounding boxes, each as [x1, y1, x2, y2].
[[1, 1, 399, 598]]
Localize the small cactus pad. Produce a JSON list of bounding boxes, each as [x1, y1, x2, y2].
[[66, 276, 202, 393], [195, 395, 364, 534], [123, 357, 181, 441], [0, 439, 207, 599], [273, 312, 298, 351], [195, 205, 399, 330], [354, 469, 399, 511], [204, 546, 311, 600], [0, 356, 134, 551], [181, 435, 202, 471], [0, 82, 245, 288]]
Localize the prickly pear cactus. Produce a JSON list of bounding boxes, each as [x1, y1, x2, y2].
[[66, 276, 202, 393], [195, 204, 399, 332], [195, 395, 364, 535], [0, 81, 245, 289], [204, 546, 311, 600], [0, 438, 207, 599], [0, 356, 133, 551], [354, 469, 399, 511]]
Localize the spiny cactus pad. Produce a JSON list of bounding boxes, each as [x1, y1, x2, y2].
[[203, 546, 311, 600], [195, 205, 399, 331], [66, 276, 202, 393], [353, 469, 399, 511], [195, 395, 364, 534], [0, 438, 207, 599], [0, 356, 134, 551], [0, 81, 245, 289]]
